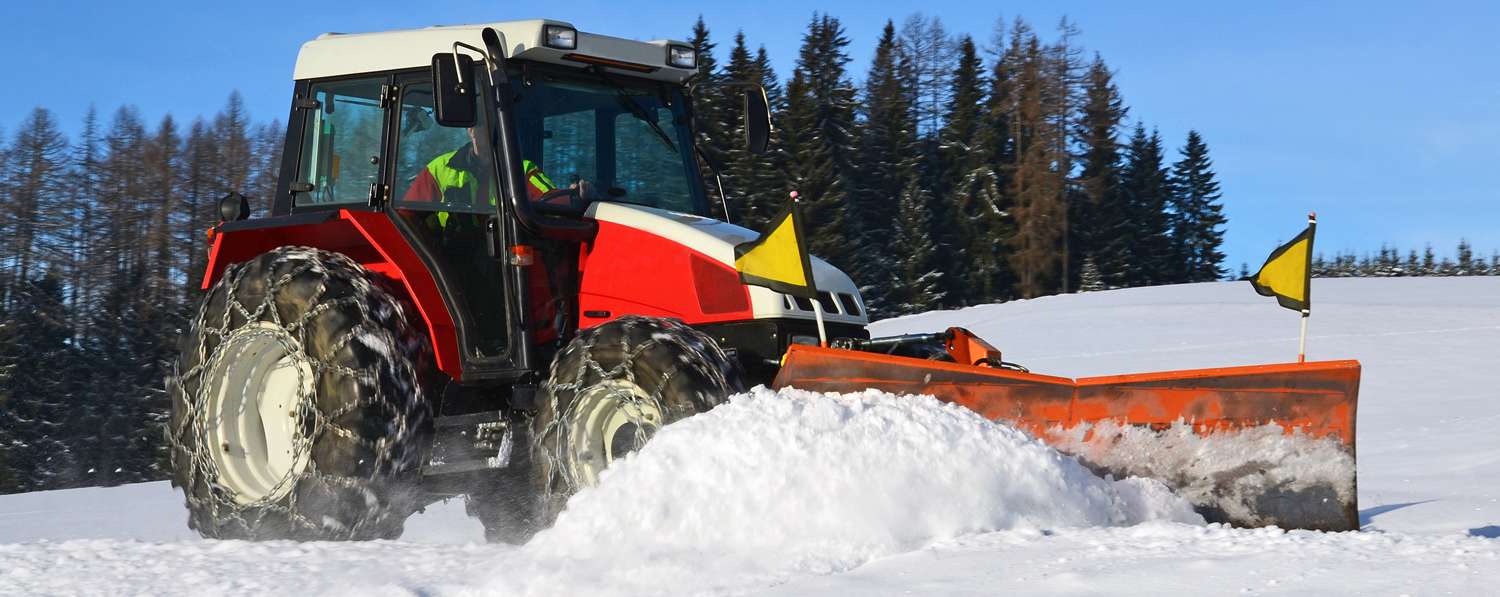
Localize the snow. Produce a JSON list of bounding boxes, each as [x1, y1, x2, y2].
[[490, 388, 1201, 595], [3, 277, 1499, 594], [1048, 420, 1355, 528]]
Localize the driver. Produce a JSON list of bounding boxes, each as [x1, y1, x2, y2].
[[401, 126, 581, 348], [402, 127, 560, 213]]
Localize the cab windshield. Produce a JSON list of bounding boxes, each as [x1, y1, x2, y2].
[[509, 67, 708, 216]]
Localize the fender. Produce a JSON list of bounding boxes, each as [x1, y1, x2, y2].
[[204, 209, 463, 379]]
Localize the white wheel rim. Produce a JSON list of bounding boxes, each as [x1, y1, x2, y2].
[[203, 323, 315, 505], [565, 379, 663, 486]]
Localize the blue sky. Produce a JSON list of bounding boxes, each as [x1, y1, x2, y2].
[[2, 0, 1496, 270]]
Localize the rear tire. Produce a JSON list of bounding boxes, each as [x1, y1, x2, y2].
[[528, 316, 742, 526], [166, 247, 431, 540]]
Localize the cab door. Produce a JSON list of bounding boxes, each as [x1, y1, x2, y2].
[[386, 71, 526, 380]]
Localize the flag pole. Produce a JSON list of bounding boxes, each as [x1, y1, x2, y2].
[[812, 299, 829, 347], [789, 190, 829, 347], [1299, 211, 1317, 363], [1298, 309, 1309, 363]]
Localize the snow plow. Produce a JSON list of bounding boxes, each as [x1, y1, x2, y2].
[[774, 329, 1361, 531], [165, 18, 1361, 544]]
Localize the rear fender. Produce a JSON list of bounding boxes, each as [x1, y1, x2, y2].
[[204, 209, 461, 379]]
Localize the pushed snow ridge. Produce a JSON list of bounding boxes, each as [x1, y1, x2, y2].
[[489, 387, 1202, 594]]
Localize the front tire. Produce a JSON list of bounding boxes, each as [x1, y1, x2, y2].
[[528, 316, 742, 525], [167, 247, 431, 540]]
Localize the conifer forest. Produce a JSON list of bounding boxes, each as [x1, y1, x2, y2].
[[0, 13, 1492, 494]]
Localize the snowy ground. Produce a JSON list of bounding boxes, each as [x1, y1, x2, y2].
[[2, 277, 1498, 595]]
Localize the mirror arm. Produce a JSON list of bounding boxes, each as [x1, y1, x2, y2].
[[450, 41, 489, 94]]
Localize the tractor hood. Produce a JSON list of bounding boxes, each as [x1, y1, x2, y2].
[[585, 202, 869, 325]]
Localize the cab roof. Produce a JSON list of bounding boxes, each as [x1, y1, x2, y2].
[[293, 19, 696, 83]]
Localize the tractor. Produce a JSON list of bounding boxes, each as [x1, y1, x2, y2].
[[168, 19, 1361, 543]]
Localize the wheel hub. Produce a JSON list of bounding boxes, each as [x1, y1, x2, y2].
[[202, 323, 315, 505], [565, 379, 664, 486]]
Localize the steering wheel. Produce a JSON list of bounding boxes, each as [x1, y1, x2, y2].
[[534, 186, 586, 216]]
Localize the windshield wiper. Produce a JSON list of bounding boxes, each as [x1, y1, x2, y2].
[[591, 67, 678, 154]]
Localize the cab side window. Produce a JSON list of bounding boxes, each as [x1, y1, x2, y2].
[[394, 81, 474, 204], [293, 78, 385, 206]]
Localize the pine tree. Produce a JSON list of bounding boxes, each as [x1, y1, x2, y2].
[[897, 13, 954, 140], [66, 107, 103, 317], [1167, 130, 1228, 282], [81, 269, 176, 485], [1456, 239, 1473, 275], [1072, 55, 1127, 290], [182, 119, 216, 303], [1078, 256, 1105, 291], [145, 115, 183, 300], [3, 108, 70, 284], [249, 120, 283, 204], [1046, 18, 1083, 291], [933, 35, 986, 306], [688, 16, 724, 132], [213, 92, 254, 204], [1005, 25, 1068, 298], [0, 273, 79, 492], [850, 20, 915, 318], [953, 18, 1020, 305], [99, 106, 148, 279], [1116, 124, 1172, 287], [781, 14, 858, 270], [887, 179, 945, 313], [0, 293, 13, 491]]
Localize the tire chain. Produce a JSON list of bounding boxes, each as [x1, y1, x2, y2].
[[535, 316, 739, 503], [166, 247, 430, 540]]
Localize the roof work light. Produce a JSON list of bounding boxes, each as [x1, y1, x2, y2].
[[543, 24, 578, 50], [667, 44, 696, 69]]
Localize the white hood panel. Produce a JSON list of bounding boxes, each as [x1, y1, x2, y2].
[[586, 202, 869, 326]]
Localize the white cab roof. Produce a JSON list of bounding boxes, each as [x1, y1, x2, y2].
[[293, 19, 695, 83]]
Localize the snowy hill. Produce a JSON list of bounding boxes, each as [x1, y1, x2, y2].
[[2, 277, 1498, 595]]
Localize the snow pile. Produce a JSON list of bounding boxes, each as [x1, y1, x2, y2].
[[487, 387, 1200, 594], [1052, 421, 1356, 526]]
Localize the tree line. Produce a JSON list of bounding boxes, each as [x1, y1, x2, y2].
[[1296, 240, 1500, 279], [0, 95, 280, 493], [0, 12, 1229, 493], [686, 14, 1231, 316]]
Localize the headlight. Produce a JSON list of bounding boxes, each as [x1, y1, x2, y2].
[[543, 24, 577, 50], [667, 44, 696, 69]]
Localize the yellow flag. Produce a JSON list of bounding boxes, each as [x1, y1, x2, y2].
[[735, 200, 817, 299], [1249, 218, 1315, 312]]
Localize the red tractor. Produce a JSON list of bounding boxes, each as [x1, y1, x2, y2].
[[168, 20, 867, 542], [168, 19, 1362, 542]]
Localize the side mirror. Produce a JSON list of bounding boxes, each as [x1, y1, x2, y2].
[[431, 52, 477, 128], [743, 86, 771, 155]]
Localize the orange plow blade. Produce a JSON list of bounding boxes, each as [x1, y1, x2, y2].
[[772, 343, 1361, 531]]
